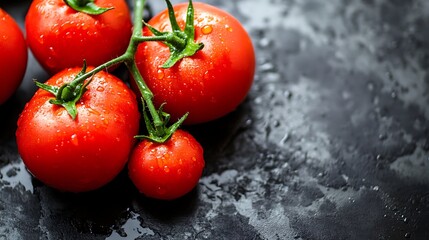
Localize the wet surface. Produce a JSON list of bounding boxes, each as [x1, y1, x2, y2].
[[1, 0, 429, 239]]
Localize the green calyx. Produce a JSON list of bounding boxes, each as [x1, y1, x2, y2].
[[35, 62, 92, 120], [64, 0, 113, 15], [144, 0, 204, 68], [135, 100, 188, 143]]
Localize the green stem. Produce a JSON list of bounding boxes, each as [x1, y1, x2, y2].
[[41, 0, 197, 141], [134, 34, 187, 49], [70, 54, 128, 87], [67, 0, 165, 132]]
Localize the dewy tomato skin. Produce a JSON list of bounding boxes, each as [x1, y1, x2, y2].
[[135, 2, 256, 125], [128, 130, 205, 200], [25, 0, 132, 75], [0, 8, 28, 105], [16, 68, 140, 192]]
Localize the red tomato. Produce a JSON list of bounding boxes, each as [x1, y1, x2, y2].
[[0, 8, 28, 105], [128, 130, 205, 200], [135, 2, 255, 124], [25, 0, 132, 75], [16, 68, 140, 192]]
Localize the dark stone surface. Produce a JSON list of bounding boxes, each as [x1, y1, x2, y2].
[[1, 0, 429, 239]]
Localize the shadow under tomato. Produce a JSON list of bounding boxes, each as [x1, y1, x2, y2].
[[130, 186, 200, 220], [33, 169, 137, 235]]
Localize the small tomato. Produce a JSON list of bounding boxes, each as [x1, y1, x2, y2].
[[128, 130, 205, 200]]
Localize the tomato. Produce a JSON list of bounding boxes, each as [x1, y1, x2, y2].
[[25, 0, 132, 75], [16, 68, 140, 192], [0, 8, 28, 105], [135, 2, 255, 125], [128, 130, 205, 200]]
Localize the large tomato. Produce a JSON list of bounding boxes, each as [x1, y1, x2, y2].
[[128, 129, 205, 200], [135, 2, 255, 124], [16, 68, 140, 192], [25, 0, 132, 75], [0, 8, 28, 105]]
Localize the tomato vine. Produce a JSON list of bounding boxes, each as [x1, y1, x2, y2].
[[37, 0, 203, 143]]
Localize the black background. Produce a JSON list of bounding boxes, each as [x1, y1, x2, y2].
[[1, 0, 429, 239]]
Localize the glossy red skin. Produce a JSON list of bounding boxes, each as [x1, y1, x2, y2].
[[135, 2, 255, 124], [25, 0, 132, 75], [128, 130, 205, 200], [16, 68, 140, 192], [0, 9, 28, 105]]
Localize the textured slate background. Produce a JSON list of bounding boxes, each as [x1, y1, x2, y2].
[[1, 0, 429, 239]]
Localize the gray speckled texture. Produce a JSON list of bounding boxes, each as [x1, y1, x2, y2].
[[1, 0, 428, 239]]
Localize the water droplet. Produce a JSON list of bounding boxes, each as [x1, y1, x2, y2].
[[404, 232, 411, 238], [284, 90, 293, 99], [71, 134, 79, 146], [254, 96, 263, 104], [48, 46, 56, 56], [46, 57, 57, 69], [224, 24, 233, 32], [201, 25, 213, 35], [101, 117, 109, 125], [259, 62, 274, 72], [38, 35, 45, 44], [87, 107, 100, 116], [163, 166, 170, 173], [258, 37, 272, 48], [378, 133, 387, 141], [203, 70, 210, 80], [156, 186, 166, 195], [96, 86, 105, 92], [280, 132, 289, 145], [157, 69, 164, 79]]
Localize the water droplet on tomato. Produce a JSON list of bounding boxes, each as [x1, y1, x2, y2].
[[224, 24, 233, 32], [48, 47, 57, 56], [96, 86, 105, 92], [46, 57, 57, 69], [163, 166, 170, 173], [101, 117, 109, 125], [87, 107, 100, 116], [38, 35, 45, 44], [201, 25, 213, 35], [71, 134, 79, 146], [81, 23, 88, 30], [156, 186, 166, 195], [157, 69, 164, 79], [203, 70, 210, 80]]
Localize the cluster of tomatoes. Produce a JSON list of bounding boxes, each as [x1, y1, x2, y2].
[[1, 0, 255, 200]]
